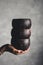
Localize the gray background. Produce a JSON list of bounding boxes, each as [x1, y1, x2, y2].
[[0, 0, 43, 65]]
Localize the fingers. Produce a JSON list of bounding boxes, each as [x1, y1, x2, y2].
[[16, 47, 30, 55], [19, 47, 30, 54], [14, 49, 23, 54]]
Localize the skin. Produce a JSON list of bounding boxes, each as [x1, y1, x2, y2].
[[0, 29, 31, 55], [0, 44, 30, 55]]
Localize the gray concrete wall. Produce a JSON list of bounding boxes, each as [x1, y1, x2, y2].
[[0, 0, 43, 65]]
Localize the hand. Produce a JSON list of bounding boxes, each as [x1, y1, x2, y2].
[[14, 47, 30, 55]]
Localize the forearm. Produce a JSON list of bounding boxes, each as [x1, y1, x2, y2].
[[0, 44, 23, 55], [0, 44, 30, 55]]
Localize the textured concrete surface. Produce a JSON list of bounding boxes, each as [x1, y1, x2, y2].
[[0, 0, 43, 65]]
